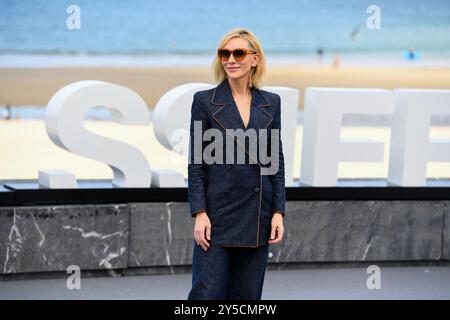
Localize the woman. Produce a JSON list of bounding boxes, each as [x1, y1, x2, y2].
[[187, 28, 286, 300]]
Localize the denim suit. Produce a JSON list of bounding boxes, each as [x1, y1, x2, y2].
[[187, 78, 286, 248]]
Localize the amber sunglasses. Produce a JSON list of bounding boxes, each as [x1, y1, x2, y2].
[[217, 48, 257, 62]]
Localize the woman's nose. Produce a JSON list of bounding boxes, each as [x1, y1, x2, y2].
[[228, 53, 237, 63]]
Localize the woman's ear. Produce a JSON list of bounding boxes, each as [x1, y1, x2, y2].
[[252, 53, 259, 67]]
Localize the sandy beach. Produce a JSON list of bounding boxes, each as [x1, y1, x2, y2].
[[1, 65, 450, 181], [1, 66, 450, 107]]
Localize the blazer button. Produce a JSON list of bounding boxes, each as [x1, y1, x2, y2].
[[254, 187, 260, 193]]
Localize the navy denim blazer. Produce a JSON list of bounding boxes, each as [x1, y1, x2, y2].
[[187, 78, 286, 247]]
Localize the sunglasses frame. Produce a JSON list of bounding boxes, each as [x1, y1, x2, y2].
[[217, 48, 258, 62]]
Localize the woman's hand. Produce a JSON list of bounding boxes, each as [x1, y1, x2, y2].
[[194, 211, 211, 251], [268, 212, 284, 244]]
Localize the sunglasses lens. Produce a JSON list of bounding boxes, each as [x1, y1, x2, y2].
[[234, 49, 246, 61], [218, 49, 231, 60]]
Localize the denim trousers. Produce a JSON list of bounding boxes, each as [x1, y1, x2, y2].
[[187, 241, 270, 300]]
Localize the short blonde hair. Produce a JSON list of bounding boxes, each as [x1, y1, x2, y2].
[[212, 28, 266, 89]]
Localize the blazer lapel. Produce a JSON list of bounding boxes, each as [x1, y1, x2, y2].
[[211, 78, 273, 135], [211, 78, 273, 165]]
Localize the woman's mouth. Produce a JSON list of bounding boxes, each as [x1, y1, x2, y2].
[[227, 67, 240, 72]]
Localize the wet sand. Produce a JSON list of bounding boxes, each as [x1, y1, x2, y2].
[[1, 66, 450, 107]]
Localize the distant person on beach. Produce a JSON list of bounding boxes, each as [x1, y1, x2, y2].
[[316, 47, 324, 64], [3, 105, 12, 120], [333, 53, 341, 68], [187, 27, 285, 300], [403, 47, 420, 61]]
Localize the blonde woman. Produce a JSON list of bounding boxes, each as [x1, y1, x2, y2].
[[187, 28, 286, 300]]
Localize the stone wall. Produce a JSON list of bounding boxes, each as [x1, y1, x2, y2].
[[1, 200, 449, 278]]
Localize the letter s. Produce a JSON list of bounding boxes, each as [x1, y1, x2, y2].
[[152, 83, 213, 156], [45, 80, 151, 187]]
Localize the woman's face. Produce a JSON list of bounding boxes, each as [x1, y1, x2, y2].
[[220, 37, 259, 83]]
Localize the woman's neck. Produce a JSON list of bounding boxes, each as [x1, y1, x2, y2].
[[228, 76, 251, 99]]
